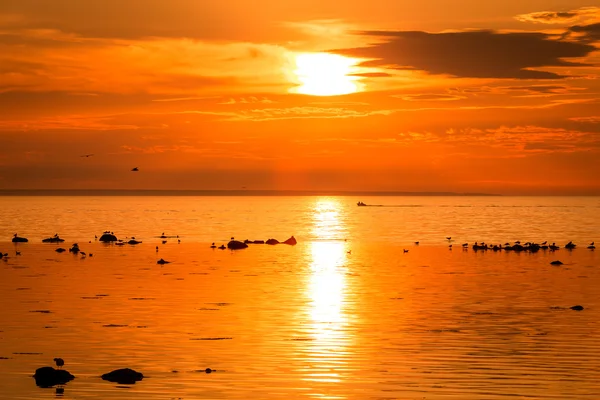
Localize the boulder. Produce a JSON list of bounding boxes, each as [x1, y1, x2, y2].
[[42, 237, 65, 243], [12, 236, 28, 243], [99, 233, 118, 242], [266, 238, 279, 245], [570, 305, 584, 311], [128, 239, 142, 245], [227, 240, 248, 250], [33, 367, 75, 388], [101, 368, 144, 384], [550, 260, 563, 265], [253, 240, 265, 244], [283, 236, 297, 245]]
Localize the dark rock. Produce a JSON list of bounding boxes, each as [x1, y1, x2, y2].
[[266, 238, 279, 245], [55, 248, 66, 253], [282, 236, 297, 245], [12, 236, 28, 243], [157, 258, 170, 265], [253, 240, 265, 244], [33, 367, 75, 388], [42, 237, 65, 243], [128, 239, 142, 245], [99, 233, 118, 242], [570, 305, 584, 311], [227, 240, 248, 250], [101, 368, 144, 384], [550, 260, 563, 265], [205, 368, 214, 373]]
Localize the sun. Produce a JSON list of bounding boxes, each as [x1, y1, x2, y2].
[[292, 52, 360, 96]]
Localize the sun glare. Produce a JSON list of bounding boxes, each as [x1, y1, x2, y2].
[[292, 53, 360, 96]]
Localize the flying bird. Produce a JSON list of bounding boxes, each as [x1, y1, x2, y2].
[[131, 167, 139, 172]]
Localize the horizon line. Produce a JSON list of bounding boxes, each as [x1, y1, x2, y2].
[[0, 189, 503, 196]]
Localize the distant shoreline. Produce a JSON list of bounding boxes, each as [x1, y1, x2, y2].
[[0, 189, 501, 197]]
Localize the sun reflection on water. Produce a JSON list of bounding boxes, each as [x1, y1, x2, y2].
[[301, 199, 351, 387]]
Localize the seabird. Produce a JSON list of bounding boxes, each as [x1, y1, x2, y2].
[[54, 358, 64, 369]]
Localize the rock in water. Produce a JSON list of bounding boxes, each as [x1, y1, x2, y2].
[[570, 305, 584, 311], [33, 367, 75, 387], [265, 238, 279, 245], [283, 236, 297, 245], [101, 368, 144, 384], [227, 240, 248, 250], [550, 260, 563, 265], [99, 233, 118, 242]]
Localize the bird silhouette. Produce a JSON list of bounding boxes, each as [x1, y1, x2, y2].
[[54, 358, 64, 369]]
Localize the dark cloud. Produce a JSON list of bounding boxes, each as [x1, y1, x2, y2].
[[503, 85, 570, 94], [568, 23, 600, 43], [333, 30, 596, 79]]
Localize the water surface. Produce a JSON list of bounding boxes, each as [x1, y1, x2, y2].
[[0, 196, 598, 399]]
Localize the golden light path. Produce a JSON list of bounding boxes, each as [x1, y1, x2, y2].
[[303, 198, 351, 389], [292, 53, 360, 96]]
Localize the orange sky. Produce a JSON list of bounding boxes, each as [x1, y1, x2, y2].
[[1, 0, 599, 194]]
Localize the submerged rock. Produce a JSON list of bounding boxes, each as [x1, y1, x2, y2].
[[33, 367, 75, 388], [570, 305, 584, 311], [227, 240, 248, 250], [101, 368, 144, 384], [128, 239, 142, 245], [157, 258, 170, 265], [12, 236, 28, 243], [265, 238, 279, 245], [550, 260, 563, 265]]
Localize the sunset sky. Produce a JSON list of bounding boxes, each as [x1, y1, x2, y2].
[[1, 0, 599, 194]]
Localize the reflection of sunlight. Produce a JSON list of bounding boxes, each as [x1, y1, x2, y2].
[[309, 242, 347, 335], [311, 198, 346, 241], [301, 199, 350, 386]]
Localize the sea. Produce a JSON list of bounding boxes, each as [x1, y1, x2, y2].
[[0, 195, 599, 399]]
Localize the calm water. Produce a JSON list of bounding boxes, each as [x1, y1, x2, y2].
[[0, 196, 599, 399], [0, 196, 599, 244]]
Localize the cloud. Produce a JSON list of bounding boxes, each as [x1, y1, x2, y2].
[[152, 96, 221, 102], [347, 72, 392, 78], [218, 97, 275, 105], [502, 85, 572, 94], [333, 30, 596, 79], [568, 22, 600, 43], [395, 94, 465, 101], [569, 116, 600, 123], [0, 29, 293, 94], [515, 7, 600, 24]]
